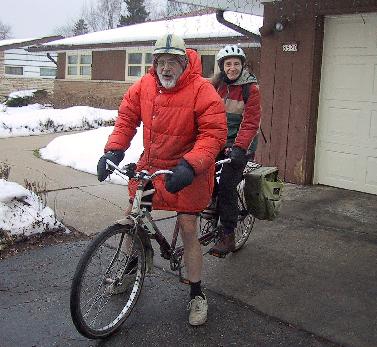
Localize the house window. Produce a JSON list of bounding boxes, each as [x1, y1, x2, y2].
[[66, 52, 92, 78], [201, 54, 216, 78], [126, 51, 152, 79], [5, 66, 23, 75], [40, 67, 56, 77], [197, 50, 220, 78]]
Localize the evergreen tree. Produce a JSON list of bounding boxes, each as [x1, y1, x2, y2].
[[73, 19, 89, 36], [118, 0, 149, 27]]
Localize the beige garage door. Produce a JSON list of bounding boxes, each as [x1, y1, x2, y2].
[[314, 13, 377, 195]]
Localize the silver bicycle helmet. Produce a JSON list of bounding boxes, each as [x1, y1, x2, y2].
[[216, 45, 246, 67], [153, 33, 186, 56]]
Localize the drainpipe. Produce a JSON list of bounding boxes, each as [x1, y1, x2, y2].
[[46, 53, 58, 65], [216, 10, 261, 44]]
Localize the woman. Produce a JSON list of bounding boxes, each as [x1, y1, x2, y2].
[[208, 45, 261, 257]]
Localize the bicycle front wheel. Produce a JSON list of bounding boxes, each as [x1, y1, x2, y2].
[[70, 224, 146, 339], [234, 179, 255, 251]]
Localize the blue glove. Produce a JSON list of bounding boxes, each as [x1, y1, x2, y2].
[[165, 159, 195, 193], [230, 146, 247, 169], [97, 150, 125, 182]]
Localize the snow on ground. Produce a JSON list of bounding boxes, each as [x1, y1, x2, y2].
[[0, 103, 116, 137], [39, 126, 143, 184], [0, 102, 143, 237], [0, 179, 67, 237]]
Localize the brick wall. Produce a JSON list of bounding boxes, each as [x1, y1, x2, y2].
[[0, 76, 54, 98], [53, 79, 131, 109]]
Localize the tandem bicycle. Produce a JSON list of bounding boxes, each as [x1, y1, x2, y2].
[[70, 158, 257, 339]]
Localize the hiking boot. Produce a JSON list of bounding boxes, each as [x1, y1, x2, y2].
[[209, 233, 235, 257], [187, 294, 208, 326]]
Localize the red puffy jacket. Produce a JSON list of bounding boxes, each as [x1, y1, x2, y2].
[[105, 49, 227, 212]]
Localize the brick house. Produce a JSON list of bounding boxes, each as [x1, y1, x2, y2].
[[0, 36, 62, 99], [176, 0, 377, 195], [28, 11, 262, 109]]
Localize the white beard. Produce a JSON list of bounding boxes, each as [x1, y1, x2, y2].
[[158, 76, 177, 89], [157, 67, 183, 89]]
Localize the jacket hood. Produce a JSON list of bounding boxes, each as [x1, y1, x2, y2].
[[150, 48, 202, 91], [232, 69, 258, 86]]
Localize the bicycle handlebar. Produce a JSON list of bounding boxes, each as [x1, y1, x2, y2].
[[215, 158, 231, 166], [107, 157, 257, 182], [106, 159, 173, 181]]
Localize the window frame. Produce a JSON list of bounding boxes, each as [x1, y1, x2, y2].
[[125, 48, 153, 81], [5, 65, 24, 76], [40, 67, 57, 77], [65, 51, 92, 79], [197, 49, 220, 79]]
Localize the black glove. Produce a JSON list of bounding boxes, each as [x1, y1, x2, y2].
[[97, 150, 125, 182], [165, 159, 195, 193], [230, 146, 247, 169]]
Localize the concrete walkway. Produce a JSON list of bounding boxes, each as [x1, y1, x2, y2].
[[1, 133, 376, 347]]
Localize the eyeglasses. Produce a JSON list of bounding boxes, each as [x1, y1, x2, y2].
[[156, 59, 179, 68]]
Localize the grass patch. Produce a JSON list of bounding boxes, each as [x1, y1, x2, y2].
[[33, 149, 41, 158]]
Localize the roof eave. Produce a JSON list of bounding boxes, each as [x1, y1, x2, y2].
[[0, 36, 64, 51], [28, 35, 259, 53]]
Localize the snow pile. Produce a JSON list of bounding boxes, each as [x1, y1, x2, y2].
[[8, 89, 37, 99], [0, 104, 117, 138], [0, 179, 68, 237], [40, 126, 144, 184]]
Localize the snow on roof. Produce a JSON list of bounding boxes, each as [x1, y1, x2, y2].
[[43, 11, 263, 48], [0, 38, 36, 47]]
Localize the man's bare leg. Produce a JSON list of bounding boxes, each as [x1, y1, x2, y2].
[[178, 214, 202, 282], [178, 213, 208, 326]]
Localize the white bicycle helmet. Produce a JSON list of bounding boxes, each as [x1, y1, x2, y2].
[[216, 45, 246, 66]]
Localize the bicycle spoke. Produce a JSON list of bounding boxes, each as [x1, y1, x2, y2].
[[70, 225, 147, 338]]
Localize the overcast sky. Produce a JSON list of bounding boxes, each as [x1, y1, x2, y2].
[[1, 0, 171, 39], [1, 0, 91, 39]]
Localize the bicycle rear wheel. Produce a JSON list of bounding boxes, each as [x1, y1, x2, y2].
[[70, 224, 146, 339], [234, 179, 255, 251]]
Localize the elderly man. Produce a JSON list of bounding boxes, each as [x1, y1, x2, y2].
[[97, 34, 227, 326]]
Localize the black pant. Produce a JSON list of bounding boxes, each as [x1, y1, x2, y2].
[[215, 151, 248, 230]]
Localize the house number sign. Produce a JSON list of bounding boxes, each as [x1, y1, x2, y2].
[[282, 42, 298, 52]]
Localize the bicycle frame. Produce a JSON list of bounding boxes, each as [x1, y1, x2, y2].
[[106, 159, 220, 283]]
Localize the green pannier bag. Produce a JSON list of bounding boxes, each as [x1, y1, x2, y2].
[[243, 165, 284, 221]]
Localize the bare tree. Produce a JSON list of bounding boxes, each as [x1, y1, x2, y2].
[[54, 22, 75, 38], [145, 0, 204, 20], [167, 0, 204, 17], [145, 0, 167, 20], [83, 0, 122, 31], [0, 20, 12, 39]]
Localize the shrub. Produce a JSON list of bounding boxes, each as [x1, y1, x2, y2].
[[0, 161, 11, 180], [5, 89, 49, 107]]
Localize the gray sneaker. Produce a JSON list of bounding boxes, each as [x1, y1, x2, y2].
[[187, 294, 208, 326]]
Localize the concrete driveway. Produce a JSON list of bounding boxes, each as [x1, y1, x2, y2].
[[1, 133, 376, 347]]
